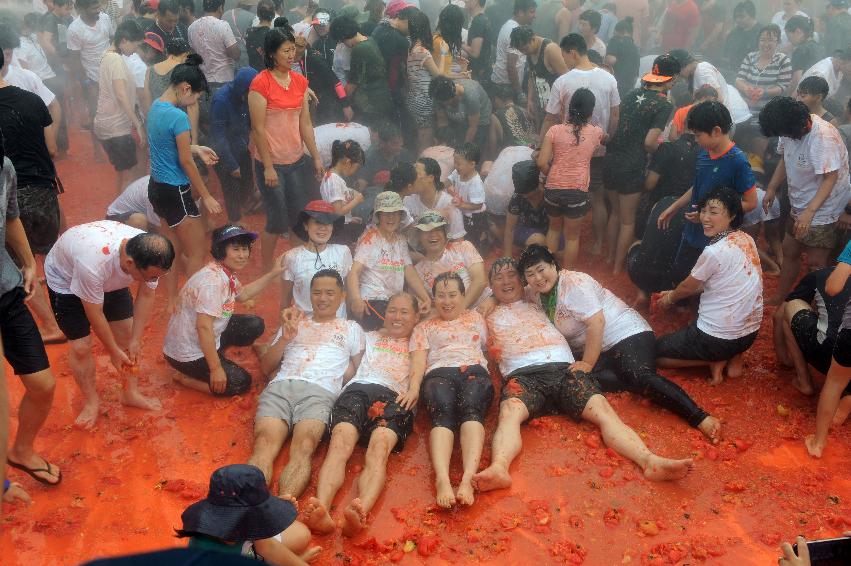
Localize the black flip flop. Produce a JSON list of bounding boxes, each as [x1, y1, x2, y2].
[[7, 457, 62, 486]]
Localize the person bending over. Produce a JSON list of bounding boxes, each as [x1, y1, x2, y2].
[[474, 258, 694, 490], [656, 187, 763, 385], [303, 292, 420, 537], [247, 269, 365, 497], [163, 225, 281, 396]]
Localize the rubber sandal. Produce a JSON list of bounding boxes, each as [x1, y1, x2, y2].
[[7, 457, 62, 486]]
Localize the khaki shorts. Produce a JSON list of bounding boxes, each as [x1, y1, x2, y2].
[[256, 379, 336, 426], [787, 218, 838, 249]]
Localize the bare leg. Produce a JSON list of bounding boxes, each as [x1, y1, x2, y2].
[[456, 420, 485, 505], [248, 417, 289, 484], [545, 215, 563, 255], [780, 300, 815, 394], [604, 189, 619, 263], [68, 336, 99, 429], [280, 520, 315, 556], [772, 304, 793, 367], [562, 215, 584, 269], [612, 192, 641, 275], [111, 319, 161, 412], [279, 419, 326, 498], [767, 235, 803, 306], [305, 422, 358, 535], [28, 286, 64, 343], [156, 221, 182, 313], [261, 231, 279, 274], [832, 395, 851, 427], [805, 361, 851, 458], [341, 427, 398, 537], [590, 188, 608, 256], [582, 395, 692, 481], [472, 398, 528, 492], [172, 372, 214, 394], [174, 217, 208, 278], [428, 426, 456, 508], [7, 369, 60, 483]]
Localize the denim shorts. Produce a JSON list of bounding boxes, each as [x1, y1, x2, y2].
[[254, 156, 318, 235]]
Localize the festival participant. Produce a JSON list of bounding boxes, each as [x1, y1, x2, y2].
[[383, 162, 418, 196], [578, 9, 606, 56], [405, 9, 441, 152], [355, 123, 414, 191], [799, 51, 851, 101], [303, 292, 420, 537], [247, 269, 365, 497], [320, 140, 365, 242], [177, 464, 320, 565], [796, 76, 838, 125], [490, 0, 537, 105], [163, 225, 278, 397], [250, 27, 323, 272], [66, 0, 114, 130], [446, 142, 488, 249], [722, 1, 760, 79], [144, 0, 189, 48], [771, 0, 807, 47], [759, 97, 850, 306], [537, 87, 604, 269], [282, 201, 350, 318], [403, 157, 466, 240], [784, 15, 820, 95], [503, 160, 550, 255], [44, 221, 175, 429], [290, 33, 353, 126], [804, 240, 851, 458], [432, 4, 467, 78], [773, 267, 851, 395], [428, 75, 493, 148], [347, 192, 431, 330], [734, 24, 791, 113], [605, 16, 639, 99], [410, 272, 493, 507], [143, 38, 192, 115], [106, 175, 161, 230], [473, 258, 694, 491], [509, 25, 567, 124], [656, 187, 763, 385], [462, 0, 492, 83]]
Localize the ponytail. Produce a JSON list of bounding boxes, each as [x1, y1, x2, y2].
[[567, 88, 595, 145], [170, 54, 209, 93], [330, 139, 365, 167]]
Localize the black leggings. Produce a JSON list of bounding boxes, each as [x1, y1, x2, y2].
[[421, 365, 494, 430], [592, 331, 709, 428], [165, 314, 265, 397]]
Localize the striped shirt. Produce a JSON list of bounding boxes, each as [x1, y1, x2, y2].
[[736, 51, 792, 109]]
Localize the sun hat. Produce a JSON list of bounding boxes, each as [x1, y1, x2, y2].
[[414, 211, 448, 231], [312, 11, 331, 26], [643, 53, 682, 83], [373, 191, 408, 214], [385, 0, 414, 18], [143, 31, 165, 54], [293, 200, 344, 241], [180, 465, 297, 542], [213, 224, 259, 246]]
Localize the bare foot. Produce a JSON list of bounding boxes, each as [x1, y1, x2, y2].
[[804, 434, 825, 458], [120, 389, 162, 412], [471, 465, 512, 492], [455, 479, 475, 506], [75, 400, 100, 430], [725, 355, 743, 378], [792, 374, 815, 396], [435, 477, 456, 509], [302, 497, 336, 535], [301, 547, 322, 563], [697, 416, 722, 444], [708, 361, 725, 385], [831, 396, 851, 427], [341, 498, 367, 537], [642, 455, 693, 481]]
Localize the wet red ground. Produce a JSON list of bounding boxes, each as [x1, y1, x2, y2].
[[2, 131, 851, 565]]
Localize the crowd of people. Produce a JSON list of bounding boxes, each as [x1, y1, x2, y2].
[[1, 0, 851, 563]]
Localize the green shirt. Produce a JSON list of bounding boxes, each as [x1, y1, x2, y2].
[[349, 38, 393, 118]]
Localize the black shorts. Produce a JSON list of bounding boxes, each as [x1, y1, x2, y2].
[[602, 165, 644, 195], [833, 328, 851, 367], [421, 364, 494, 430], [544, 188, 590, 219], [330, 382, 414, 451], [148, 178, 200, 228], [17, 185, 61, 254], [0, 287, 50, 375], [100, 134, 138, 172], [656, 322, 758, 362], [503, 363, 601, 421], [48, 287, 134, 341], [791, 309, 834, 374]]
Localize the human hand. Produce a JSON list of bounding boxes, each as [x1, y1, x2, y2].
[[2, 482, 31, 504], [127, 339, 142, 365], [476, 299, 496, 317], [202, 195, 223, 216], [264, 166, 278, 187], [396, 386, 420, 411], [352, 191, 364, 206], [280, 307, 303, 339], [209, 365, 227, 395], [418, 296, 432, 315], [110, 347, 132, 372], [350, 299, 366, 319], [343, 106, 354, 121], [20, 263, 36, 301], [658, 290, 675, 310], [684, 206, 700, 223], [778, 536, 809, 566], [570, 361, 593, 374], [839, 212, 851, 231], [657, 205, 676, 230], [794, 210, 815, 239], [763, 190, 776, 215], [313, 157, 325, 179], [193, 145, 219, 165], [306, 88, 319, 105]]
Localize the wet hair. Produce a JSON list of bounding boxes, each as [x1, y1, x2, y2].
[[797, 75, 829, 99], [614, 16, 633, 35], [579, 9, 601, 33], [23, 13, 42, 31], [264, 27, 296, 69], [759, 24, 781, 43], [514, 0, 537, 15], [455, 142, 480, 165], [437, 4, 464, 55], [210, 225, 255, 260], [385, 162, 417, 192], [257, 0, 276, 21], [758, 96, 810, 139], [273, 16, 292, 30], [330, 139, 365, 167], [417, 157, 444, 190], [429, 75, 457, 102], [329, 15, 359, 41], [517, 243, 560, 276], [587, 49, 603, 66], [310, 268, 344, 290], [169, 53, 208, 92], [387, 291, 419, 313], [693, 85, 718, 101], [202, 0, 223, 12], [488, 257, 519, 282], [166, 38, 191, 56], [784, 14, 812, 37], [377, 122, 402, 142], [113, 20, 144, 49], [432, 271, 466, 295], [0, 23, 20, 51], [76, 0, 101, 9], [510, 25, 535, 50], [407, 9, 433, 52], [159, 0, 179, 14], [126, 233, 176, 271], [396, 6, 418, 20], [559, 33, 587, 56], [686, 101, 732, 135], [733, 0, 755, 18], [697, 186, 744, 229], [568, 87, 595, 144]]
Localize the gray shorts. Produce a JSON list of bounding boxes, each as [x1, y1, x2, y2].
[[256, 379, 337, 426]]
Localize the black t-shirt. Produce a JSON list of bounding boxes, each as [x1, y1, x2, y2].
[[723, 25, 761, 74], [791, 40, 823, 73], [647, 134, 699, 203], [0, 86, 56, 189], [508, 193, 549, 231], [607, 87, 673, 173], [39, 11, 71, 60], [467, 13, 493, 83], [371, 21, 409, 93], [786, 267, 851, 344], [245, 26, 270, 71], [606, 35, 639, 99], [144, 19, 189, 50]]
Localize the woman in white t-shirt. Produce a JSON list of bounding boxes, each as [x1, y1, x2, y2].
[[163, 225, 283, 396], [656, 186, 764, 386], [282, 200, 352, 318], [402, 157, 466, 241], [409, 272, 493, 509], [347, 191, 432, 331]]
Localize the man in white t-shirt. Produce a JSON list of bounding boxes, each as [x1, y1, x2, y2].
[[0, 44, 60, 151], [188, 0, 240, 87], [801, 53, 851, 99], [490, 0, 537, 103], [106, 175, 162, 230], [43, 220, 175, 429], [472, 259, 694, 490], [578, 8, 607, 57], [249, 269, 366, 498], [669, 49, 752, 125], [66, 0, 114, 125]]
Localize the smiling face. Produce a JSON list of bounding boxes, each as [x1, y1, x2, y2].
[[434, 278, 465, 320], [375, 210, 403, 233], [383, 294, 419, 338], [491, 264, 524, 304], [700, 198, 734, 237], [304, 217, 333, 244], [310, 275, 345, 320], [523, 260, 559, 294], [758, 30, 778, 56], [222, 242, 251, 271], [419, 226, 447, 256]]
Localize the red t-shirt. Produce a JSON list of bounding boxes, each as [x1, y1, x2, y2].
[[661, 0, 700, 52], [250, 69, 308, 165]]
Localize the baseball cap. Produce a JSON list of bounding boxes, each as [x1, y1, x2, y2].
[[385, 0, 414, 18], [143, 31, 165, 54], [213, 225, 259, 246], [312, 11, 331, 26], [414, 211, 448, 231], [642, 53, 682, 83], [293, 200, 344, 241]]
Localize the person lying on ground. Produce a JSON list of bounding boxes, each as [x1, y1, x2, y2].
[[303, 292, 421, 537], [473, 258, 695, 491], [656, 186, 764, 386], [248, 269, 365, 497]]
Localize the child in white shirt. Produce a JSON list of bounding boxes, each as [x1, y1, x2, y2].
[[447, 142, 488, 251]]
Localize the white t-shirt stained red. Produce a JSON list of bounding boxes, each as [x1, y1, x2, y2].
[[347, 331, 412, 395], [282, 244, 352, 318], [410, 309, 488, 374], [353, 227, 412, 301]]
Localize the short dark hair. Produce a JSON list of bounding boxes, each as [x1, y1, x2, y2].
[[329, 15, 359, 41], [385, 162, 417, 192], [429, 75, 457, 101], [210, 225, 255, 260], [733, 0, 755, 18], [758, 96, 811, 139], [377, 122, 402, 142], [614, 15, 633, 35], [579, 9, 601, 33], [513, 0, 536, 15], [0, 23, 21, 51], [113, 20, 144, 49], [388, 291, 419, 313], [488, 257, 519, 283], [759, 23, 781, 42], [126, 233, 176, 271], [256, 0, 276, 21], [784, 14, 812, 37], [202, 0, 224, 11], [432, 271, 466, 295], [166, 38, 191, 55], [797, 75, 829, 99], [264, 27, 296, 69], [76, 0, 101, 9], [697, 186, 744, 229], [559, 33, 587, 55], [510, 25, 535, 49], [455, 142, 480, 165], [178, 0, 195, 14], [396, 6, 418, 20], [159, 0, 179, 14], [517, 243, 560, 277], [693, 85, 718, 101], [311, 268, 345, 289], [686, 101, 733, 135]]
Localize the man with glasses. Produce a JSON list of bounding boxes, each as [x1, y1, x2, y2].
[[44, 220, 175, 429]]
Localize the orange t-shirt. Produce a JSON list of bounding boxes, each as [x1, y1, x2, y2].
[[672, 104, 692, 138], [250, 69, 308, 165]]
